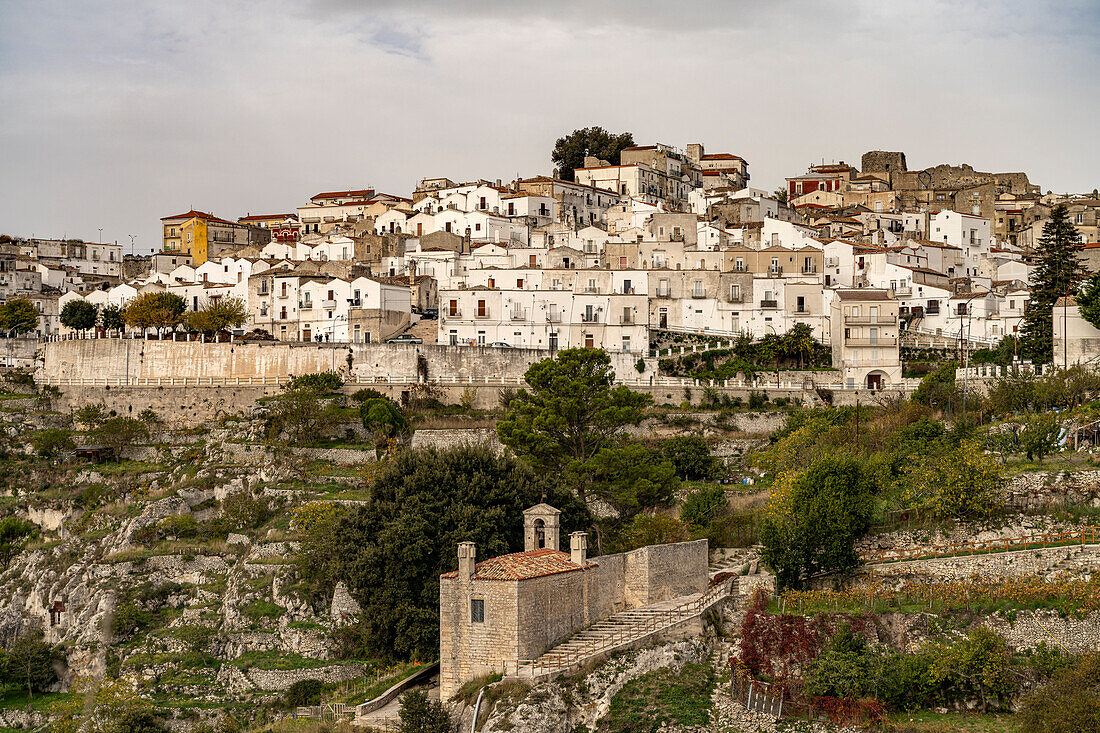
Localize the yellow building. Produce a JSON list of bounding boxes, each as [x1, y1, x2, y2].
[[161, 209, 255, 265]]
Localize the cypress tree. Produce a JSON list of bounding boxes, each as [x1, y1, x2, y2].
[[1019, 204, 1085, 362]]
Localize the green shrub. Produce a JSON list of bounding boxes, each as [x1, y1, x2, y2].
[[1018, 652, 1100, 732], [242, 600, 286, 621], [351, 388, 385, 403], [748, 391, 767, 409], [661, 436, 716, 480], [31, 429, 74, 458], [680, 486, 727, 528], [287, 372, 344, 393], [285, 678, 326, 707]]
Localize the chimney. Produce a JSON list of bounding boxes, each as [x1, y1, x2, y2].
[[570, 532, 588, 566], [457, 542, 476, 580]]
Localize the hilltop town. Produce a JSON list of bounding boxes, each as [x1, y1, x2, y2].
[[4, 142, 1099, 391], [2, 136, 1100, 733]]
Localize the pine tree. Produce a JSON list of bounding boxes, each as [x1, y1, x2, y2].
[[1019, 204, 1085, 362]]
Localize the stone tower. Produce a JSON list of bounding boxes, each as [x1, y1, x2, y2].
[[523, 503, 561, 552]]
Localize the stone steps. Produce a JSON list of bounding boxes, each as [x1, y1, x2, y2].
[[520, 592, 721, 671]]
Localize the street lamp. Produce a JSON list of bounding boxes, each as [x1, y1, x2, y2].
[[128, 234, 136, 257]]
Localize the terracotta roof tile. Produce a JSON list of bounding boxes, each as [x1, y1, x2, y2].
[[440, 548, 589, 581]]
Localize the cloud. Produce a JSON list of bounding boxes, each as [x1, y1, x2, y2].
[[0, 0, 1097, 249]]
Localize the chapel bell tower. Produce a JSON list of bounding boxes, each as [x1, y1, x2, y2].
[[523, 503, 561, 552]]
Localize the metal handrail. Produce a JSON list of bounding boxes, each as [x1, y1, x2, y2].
[[507, 580, 732, 678]]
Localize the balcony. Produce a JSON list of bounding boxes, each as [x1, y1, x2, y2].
[[760, 299, 779, 309], [891, 286, 912, 296], [768, 266, 783, 275], [547, 312, 561, 323], [801, 266, 819, 274], [474, 309, 491, 319], [511, 308, 526, 321], [845, 337, 897, 347], [299, 301, 313, 310], [581, 314, 600, 323], [621, 313, 634, 324], [655, 289, 672, 298], [446, 309, 461, 318], [727, 294, 744, 304], [844, 314, 897, 325], [733, 264, 747, 272], [322, 299, 337, 309], [584, 286, 600, 294], [691, 291, 707, 299]]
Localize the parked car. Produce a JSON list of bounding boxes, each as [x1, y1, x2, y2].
[[488, 342, 513, 348], [421, 308, 439, 320], [385, 334, 423, 344]]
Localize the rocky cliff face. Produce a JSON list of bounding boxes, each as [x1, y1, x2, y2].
[[0, 418, 374, 715]]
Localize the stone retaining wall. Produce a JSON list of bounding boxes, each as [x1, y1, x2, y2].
[[863, 545, 1100, 584], [983, 609, 1100, 654], [215, 662, 371, 693]]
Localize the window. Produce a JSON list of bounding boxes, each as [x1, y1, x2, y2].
[[471, 598, 485, 623], [477, 300, 486, 317]]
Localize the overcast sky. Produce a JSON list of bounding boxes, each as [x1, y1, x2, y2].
[[1, 0, 1097, 252]]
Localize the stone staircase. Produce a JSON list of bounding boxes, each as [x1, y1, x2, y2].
[[708, 547, 758, 579], [510, 581, 733, 681]]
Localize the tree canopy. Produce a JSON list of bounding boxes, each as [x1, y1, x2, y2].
[[497, 349, 651, 499], [121, 292, 186, 332], [551, 127, 635, 182], [760, 454, 875, 590], [0, 298, 39, 335], [184, 297, 248, 335], [100, 303, 124, 332], [60, 300, 99, 332], [360, 397, 411, 452], [1020, 204, 1085, 362]]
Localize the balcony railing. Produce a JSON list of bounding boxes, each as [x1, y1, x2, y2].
[[322, 299, 337, 309], [727, 294, 743, 303], [769, 266, 783, 275], [447, 309, 461, 318], [691, 291, 707, 299], [892, 286, 912, 296], [845, 337, 897, 347], [621, 314, 634, 324], [655, 289, 671, 298], [733, 265, 747, 272], [511, 308, 526, 321], [760, 299, 778, 309], [581, 314, 599, 323], [474, 309, 491, 319], [801, 266, 818, 274], [546, 312, 561, 323], [299, 301, 313, 310], [844, 314, 897, 325]]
